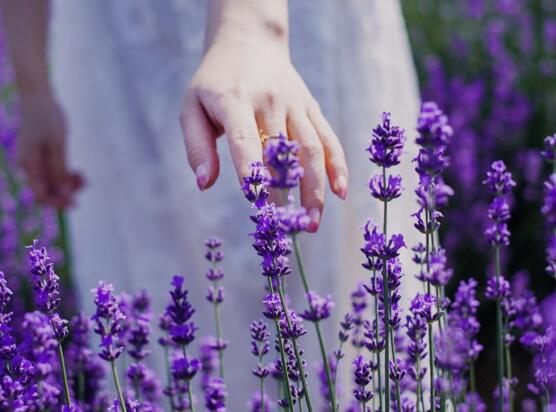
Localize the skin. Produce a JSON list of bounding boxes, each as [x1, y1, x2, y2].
[[2, 0, 348, 232]]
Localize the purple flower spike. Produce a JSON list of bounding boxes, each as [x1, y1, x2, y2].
[[483, 160, 516, 195], [369, 174, 403, 202], [279, 310, 307, 340], [264, 133, 304, 189], [367, 112, 406, 168], [242, 161, 270, 209], [172, 356, 201, 382], [27, 240, 61, 315], [541, 134, 556, 161], [262, 293, 282, 320], [91, 282, 126, 362], [300, 292, 335, 322], [250, 204, 292, 279], [361, 219, 405, 260], [352, 355, 374, 404], [414, 101, 453, 179], [542, 174, 556, 225], [205, 377, 227, 412]]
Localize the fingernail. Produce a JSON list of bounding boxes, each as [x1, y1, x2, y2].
[[307, 208, 321, 232], [335, 175, 348, 200], [195, 164, 208, 190]]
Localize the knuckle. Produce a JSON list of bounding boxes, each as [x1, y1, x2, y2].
[[228, 128, 260, 143], [302, 142, 324, 159], [261, 90, 279, 108]]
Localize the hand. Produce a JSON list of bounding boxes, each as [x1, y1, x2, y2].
[[18, 91, 83, 209], [180, 37, 348, 232]]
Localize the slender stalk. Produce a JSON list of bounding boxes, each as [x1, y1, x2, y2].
[[382, 260, 391, 412], [374, 289, 383, 412], [495, 247, 505, 412], [78, 369, 85, 402], [259, 351, 266, 412], [292, 235, 337, 412], [543, 390, 551, 412], [56, 342, 72, 407], [182, 346, 195, 412], [164, 346, 176, 412], [428, 320, 436, 412], [269, 279, 295, 412], [505, 341, 513, 412], [416, 355, 422, 412], [424, 213, 436, 412], [111, 360, 128, 412], [469, 362, 476, 412], [213, 286, 225, 379], [276, 283, 314, 412], [381, 166, 391, 412]]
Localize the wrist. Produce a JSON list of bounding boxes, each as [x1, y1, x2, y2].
[[18, 86, 56, 108], [205, 1, 289, 53]]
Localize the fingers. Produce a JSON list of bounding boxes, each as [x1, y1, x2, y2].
[[309, 107, 349, 199], [180, 93, 220, 190], [19, 146, 49, 204], [287, 111, 325, 232], [255, 96, 286, 137], [219, 105, 263, 185], [44, 140, 75, 208]]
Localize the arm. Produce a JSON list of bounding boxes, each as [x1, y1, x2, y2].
[[181, 0, 348, 232], [1, 0, 82, 208]]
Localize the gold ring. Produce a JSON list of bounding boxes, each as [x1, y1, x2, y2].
[[259, 129, 269, 144]]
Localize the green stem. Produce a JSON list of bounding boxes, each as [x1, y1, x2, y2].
[[505, 342, 513, 412], [164, 346, 176, 412], [111, 360, 128, 412], [381, 166, 391, 412], [416, 355, 422, 412], [56, 342, 72, 407], [182, 346, 195, 412], [292, 235, 336, 412], [276, 284, 314, 412], [469, 362, 476, 412], [428, 320, 436, 412], [495, 247, 505, 412], [269, 279, 295, 412], [374, 291, 383, 412], [213, 296, 225, 379]]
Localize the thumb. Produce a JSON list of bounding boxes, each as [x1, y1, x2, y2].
[[180, 93, 220, 190]]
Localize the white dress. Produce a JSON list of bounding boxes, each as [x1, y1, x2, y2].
[[49, 0, 421, 409]]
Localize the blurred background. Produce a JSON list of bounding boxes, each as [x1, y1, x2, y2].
[[0, 0, 555, 408]]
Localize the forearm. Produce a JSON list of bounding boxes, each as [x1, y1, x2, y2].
[[1, 0, 51, 99], [205, 0, 288, 52]]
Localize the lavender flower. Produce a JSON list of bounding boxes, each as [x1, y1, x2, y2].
[[27, 240, 61, 315], [367, 112, 406, 168], [204, 377, 227, 412], [369, 174, 403, 202], [541, 134, 556, 162], [204, 236, 227, 378], [352, 355, 374, 405], [242, 161, 270, 209], [91, 282, 126, 362], [279, 310, 307, 340], [166, 276, 197, 347], [414, 101, 453, 180], [300, 292, 334, 322], [361, 219, 405, 261], [483, 160, 516, 196], [264, 133, 304, 189], [250, 204, 292, 279]]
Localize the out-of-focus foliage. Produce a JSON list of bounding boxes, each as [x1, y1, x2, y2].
[[403, 0, 556, 404], [0, 25, 72, 323]]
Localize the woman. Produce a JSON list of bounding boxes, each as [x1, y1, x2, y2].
[[2, 0, 421, 407]]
